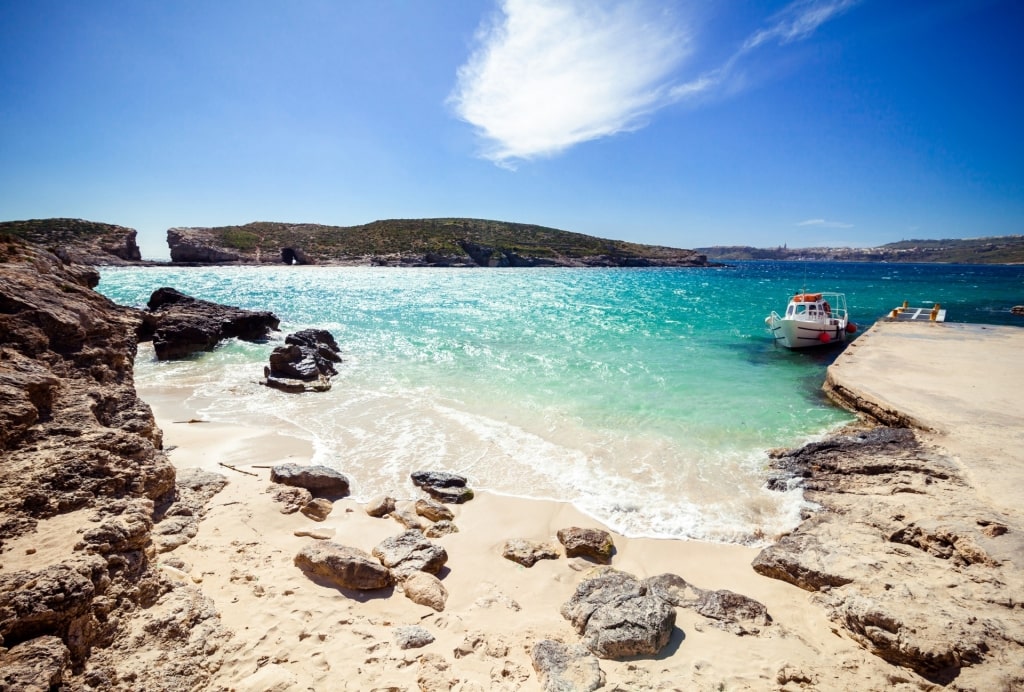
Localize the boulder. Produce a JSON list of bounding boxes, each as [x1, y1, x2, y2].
[[364, 495, 396, 518], [415, 498, 454, 522], [501, 538, 561, 567], [401, 571, 448, 612], [561, 568, 676, 659], [262, 329, 341, 393], [269, 463, 350, 498], [300, 498, 333, 522], [141, 287, 279, 360], [294, 542, 393, 590], [530, 639, 605, 692], [372, 530, 448, 579], [410, 470, 475, 504], [0, 635, 71, 690], [392, 509, 425, 531], [556, 527, 615, 563]]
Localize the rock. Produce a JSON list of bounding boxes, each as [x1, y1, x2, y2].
[[556, 527, 615, 563], [372, 530, 448, 579], [401, 571, 449, 612], [425, 520, 459, 538], [415, 498, 454, 522], [294, 542, 393, 590], [268, 485, 313, 514], [501, 538, 560, 567], [691, 589, 772, 635], [0, 218, 143, 265], [410, 470, 475, 504], [300, 498, 333, 522], [530, 639, 605, 692], [269, 463, 350, 498], [0, 635, 71, 690], [365, 495, 396, 518], [642, 573, 697, 607], [411, 470, 467, 489], [262, 329, 342, 393], [141, 287, 279, 360], [392, 509, 424, 531], [394, 625, 435, 650], [560, 568, 676, 659]]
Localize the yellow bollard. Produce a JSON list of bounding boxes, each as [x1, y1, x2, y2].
[[903, 300, 909, 308], [930, 303, 940, 321]]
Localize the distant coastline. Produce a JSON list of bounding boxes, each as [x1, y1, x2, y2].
[[697, 235, 1024, 264]]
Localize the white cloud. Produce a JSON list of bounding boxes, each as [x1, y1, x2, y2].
[[451, 0, 860, 167], [798, 218, 854, 229], [449, 0, 690, 167], [744, 0, 860, 51]]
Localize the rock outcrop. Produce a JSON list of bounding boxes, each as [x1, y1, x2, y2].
[[0, 218, 144, 265], [139, 287, 280, 360], [261, 328, 342, 392], [755, 426, 1024, 687], [0, 235, 229, 689]]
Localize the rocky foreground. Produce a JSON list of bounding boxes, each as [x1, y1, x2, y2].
[[2, 234, 1023, 690]]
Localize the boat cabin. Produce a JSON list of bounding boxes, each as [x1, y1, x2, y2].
[[785, 293, 833, 321]]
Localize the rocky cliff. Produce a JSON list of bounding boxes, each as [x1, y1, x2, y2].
[[166, 218, 712, 267], [0, 235, 228, 689], [0, 218, 144, 265]]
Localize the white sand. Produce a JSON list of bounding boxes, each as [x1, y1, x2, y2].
[[141, 384, 914, 691]]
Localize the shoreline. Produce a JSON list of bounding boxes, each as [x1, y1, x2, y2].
[[134, 319, 1024, 690]]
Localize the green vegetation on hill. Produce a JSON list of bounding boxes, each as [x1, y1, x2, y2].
[[698, 235, 1024, 264], [197, 218, 702, 264]]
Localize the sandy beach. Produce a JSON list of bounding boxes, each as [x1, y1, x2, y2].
[[128, 319, 1024, 690]]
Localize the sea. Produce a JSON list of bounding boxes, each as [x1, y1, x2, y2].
[[97, 261, 1024, 545]]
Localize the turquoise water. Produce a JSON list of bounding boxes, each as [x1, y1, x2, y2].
[[97, 261, 1024, 543]]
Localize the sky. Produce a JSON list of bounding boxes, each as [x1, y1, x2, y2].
[[1, 0, 1022, 260]]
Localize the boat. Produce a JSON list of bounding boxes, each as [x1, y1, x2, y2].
[[765, 292, 857, 349]]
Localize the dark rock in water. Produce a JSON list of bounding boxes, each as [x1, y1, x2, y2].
[[270, 463, 350, 498], [411, 471, 468, 489], [411, 470, 475, 504], [262, 328, 342, 393], [141, 287, 279, 360], [560, 568, 675, 659], [557, 527, 615, 563]]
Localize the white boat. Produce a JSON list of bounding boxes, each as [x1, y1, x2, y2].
[[765, 292, 856, 349]]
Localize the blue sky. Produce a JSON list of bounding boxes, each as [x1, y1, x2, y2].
[[1, 0, 1021, 260]]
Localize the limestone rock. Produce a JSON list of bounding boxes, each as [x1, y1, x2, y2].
[[501, 538, 561, 567], [294, 542, 393, 591], [401, 571, 449, 612], [269, 463, 350, 498], [141, 287, 279, 360], [691, 589, 772, 635], [0, 635, 71, 690], [268, 485, 313, 514], [425, 520, 459, 538], [561, 568, 675, 659], [372, 530, 448, 579], [392, 509, 424, 531], [394, 625, 435, 650], [556, 527, 615, 563], [531, 639, 605, 692], [415, 498, 454, 522], [365, 495, 396, 518], [300, 498, 333, 522]]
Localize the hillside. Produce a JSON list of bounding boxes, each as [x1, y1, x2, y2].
[[697, 235, 1024, 264], [0, 218, 143, 265], [167, 218, 711, 267]]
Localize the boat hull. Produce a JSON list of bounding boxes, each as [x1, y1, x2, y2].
[[768, 317, 849, 349]]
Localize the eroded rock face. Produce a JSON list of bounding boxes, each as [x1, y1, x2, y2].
[[560, 568, 675, 659], [756, 426, 1024, 686], [140, 287, 279, 360], [0, 218, 144, 265], [0, 238, 228, 689]]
